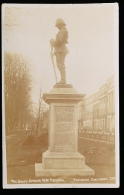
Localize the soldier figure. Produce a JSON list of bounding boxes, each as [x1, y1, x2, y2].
[[50, 18, 69, 84]]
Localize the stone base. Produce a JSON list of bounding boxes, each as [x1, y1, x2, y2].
[[35, 163, 95, 177], [35, 150, 95, 177], [40, 86, 94, 178], [53, 84, 73, 88], [42, 150, 85, 169], [50, 87, 78, 94]]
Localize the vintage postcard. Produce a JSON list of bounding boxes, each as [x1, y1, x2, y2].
[[2, 4, 119, 188]]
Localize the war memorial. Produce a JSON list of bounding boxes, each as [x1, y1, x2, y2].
[[35, 18, 95, 177]]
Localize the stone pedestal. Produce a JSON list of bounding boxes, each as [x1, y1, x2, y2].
[[35, 84, 95, 177]]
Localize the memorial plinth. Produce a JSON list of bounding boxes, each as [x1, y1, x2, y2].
[[35, 84, 95, 177]]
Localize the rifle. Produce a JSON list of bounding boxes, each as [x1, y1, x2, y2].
[[50, 43, 57, 83]]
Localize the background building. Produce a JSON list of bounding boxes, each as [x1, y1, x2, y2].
[[106, 76, 115, 132], [78, 75, 115, 133]]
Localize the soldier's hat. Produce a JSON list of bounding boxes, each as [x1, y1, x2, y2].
[[55, 18, 66, 27]]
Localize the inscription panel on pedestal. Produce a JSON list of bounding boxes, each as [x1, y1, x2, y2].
[[53, 106, 75, 152]]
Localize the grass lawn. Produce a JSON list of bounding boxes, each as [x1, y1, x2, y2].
[[78, 138, 115, 165], [5, 132, 116, 184]]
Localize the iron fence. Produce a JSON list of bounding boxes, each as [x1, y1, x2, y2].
[[79, 131, 115, 143]]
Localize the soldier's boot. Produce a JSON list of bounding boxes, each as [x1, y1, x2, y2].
[[57, 68, 66, 84]]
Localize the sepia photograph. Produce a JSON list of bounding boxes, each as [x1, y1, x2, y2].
[[2, 4, 119, 188]]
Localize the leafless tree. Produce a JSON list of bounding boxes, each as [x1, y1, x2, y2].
[[31, 87, 48, 137], [4, 51, 34, 132]]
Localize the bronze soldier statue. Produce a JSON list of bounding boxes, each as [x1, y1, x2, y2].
[[50, 18, 69, 84]]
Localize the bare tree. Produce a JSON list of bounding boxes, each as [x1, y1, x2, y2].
[[4, 51, 33, 133], [29, 87, 48, 137]]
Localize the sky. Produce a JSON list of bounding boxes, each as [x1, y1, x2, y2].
[[3, 4, 118, 107]]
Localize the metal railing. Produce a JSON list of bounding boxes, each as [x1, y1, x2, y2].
[[78, 131, 115, 143]]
